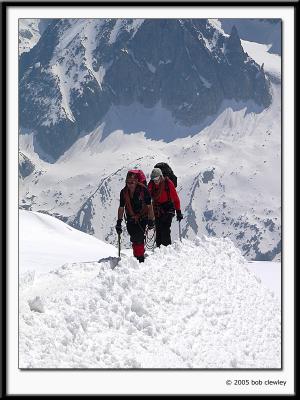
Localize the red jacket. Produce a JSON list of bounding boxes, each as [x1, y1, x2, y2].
[[148, 177, 181, 211]]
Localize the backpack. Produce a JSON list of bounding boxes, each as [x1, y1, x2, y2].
[[154, 162, 177, 187], [127, 169, 147, 186]]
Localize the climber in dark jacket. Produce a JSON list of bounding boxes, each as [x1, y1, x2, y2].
[[148, 168, 183, 247], [116, 171, 155, 262]]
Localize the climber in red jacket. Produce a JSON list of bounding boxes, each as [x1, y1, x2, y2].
[[148, 168, 183, 247]]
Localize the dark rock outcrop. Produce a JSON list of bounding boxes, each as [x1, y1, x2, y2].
[[19, 152, 35, 179]]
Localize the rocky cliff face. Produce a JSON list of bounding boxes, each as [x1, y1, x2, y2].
[[19, 152, 35, 179], [19, 19, 272, 161], [220, 18, 281, 55]]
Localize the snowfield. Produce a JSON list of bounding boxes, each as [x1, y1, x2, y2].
[[19, 211, 281, 369], [20, 210, 117, 273], [241, 39, 281, 80]]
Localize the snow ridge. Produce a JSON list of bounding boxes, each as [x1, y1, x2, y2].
[[20, 236, 280, 369]]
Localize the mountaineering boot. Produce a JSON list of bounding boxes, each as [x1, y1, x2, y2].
[[137, 255, 145, 263]]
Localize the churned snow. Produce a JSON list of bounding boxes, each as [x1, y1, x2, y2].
[[19, 211, 281, 369]]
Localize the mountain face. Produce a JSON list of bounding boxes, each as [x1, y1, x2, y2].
[[19, 19, 272, 161], [19, 80, 281, 262]]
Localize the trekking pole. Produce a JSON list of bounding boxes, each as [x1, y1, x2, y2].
[[178, 220, 182, 242], [118, 232, 121, 258]]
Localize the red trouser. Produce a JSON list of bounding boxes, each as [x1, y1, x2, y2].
[[132, 242, 145, 257]]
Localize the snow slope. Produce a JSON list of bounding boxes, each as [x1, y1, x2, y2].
[[241, 40, 281, 80], [19, 211, 281, 369], [247, 261, 281, 299], [20, 210, 117, 273]]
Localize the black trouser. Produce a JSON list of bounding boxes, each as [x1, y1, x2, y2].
[[126, 218, 147, 258], [155, 213, 173, 247]]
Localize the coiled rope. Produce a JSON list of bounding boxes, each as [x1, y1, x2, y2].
[[144, 226, 156, 251]]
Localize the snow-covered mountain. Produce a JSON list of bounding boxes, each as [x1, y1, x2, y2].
[[19, 20, 281, 262], [19, 210, 280, 368], [19, 84, 281, 261], [19, 19, 41, 55], [19, 19, 53, 55], [19, 18, 271, 161]]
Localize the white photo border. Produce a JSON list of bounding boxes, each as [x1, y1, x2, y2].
[[6, 3, 295, 396]]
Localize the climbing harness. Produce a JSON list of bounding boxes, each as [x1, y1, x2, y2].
[[123, 184, 148, 222]]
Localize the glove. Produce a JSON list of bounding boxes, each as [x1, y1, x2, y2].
[[147, 219, 155, 230], [176, 210, 183, 221], [115, 219, 122, 234]]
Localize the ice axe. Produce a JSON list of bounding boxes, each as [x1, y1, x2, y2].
[[118, 231, 121, 257], [178, 220, 182, 242]]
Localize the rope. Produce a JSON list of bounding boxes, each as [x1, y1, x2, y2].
[[145, 226, 156, 251], [125, 217, 156, 252]]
